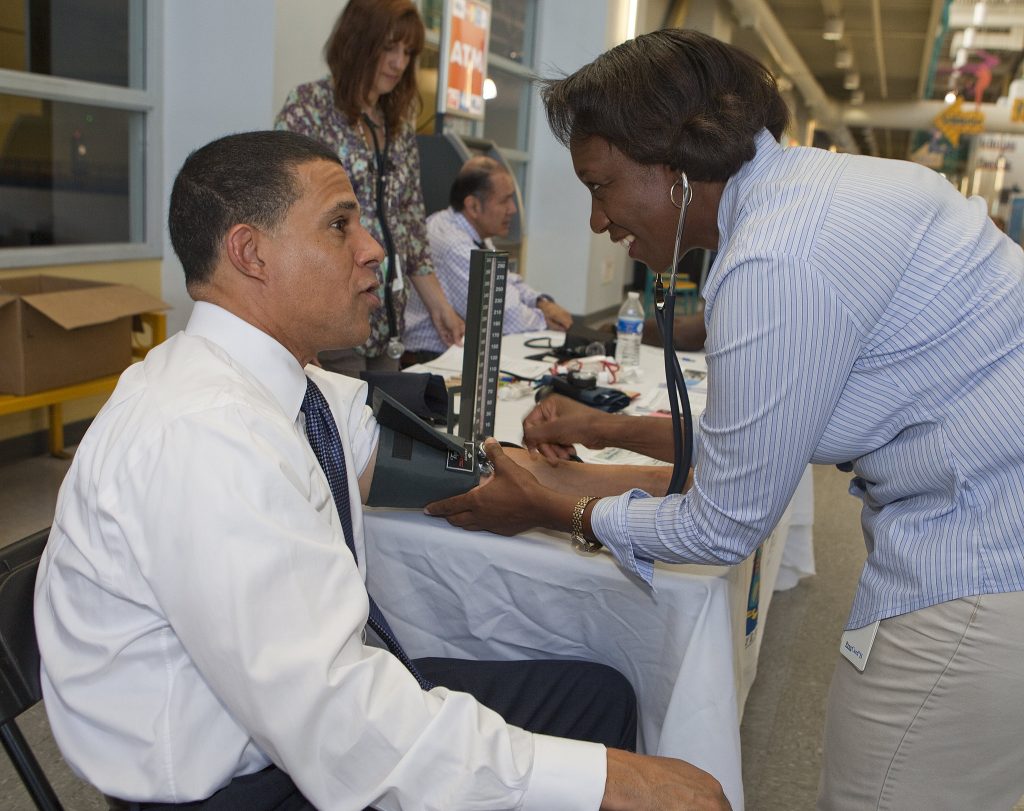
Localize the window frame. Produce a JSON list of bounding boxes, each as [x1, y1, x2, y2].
[[0, 0, 162, 269]]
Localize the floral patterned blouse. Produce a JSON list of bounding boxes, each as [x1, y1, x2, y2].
[[275, 77, 436, 358]]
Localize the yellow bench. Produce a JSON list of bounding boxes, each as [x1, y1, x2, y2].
[[0, 312, 167, 458]]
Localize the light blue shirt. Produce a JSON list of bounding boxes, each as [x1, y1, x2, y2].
[[404, 208, 548, 353], [593, 129, 1024, 630]]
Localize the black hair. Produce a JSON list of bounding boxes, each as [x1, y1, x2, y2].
[[449, 156, 507, 211], [168, 131, 341, 288], [541, 29, 789, 182]]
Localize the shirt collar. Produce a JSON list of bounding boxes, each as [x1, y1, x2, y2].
[[451, 208, 492, 249], [185, 301, 308, 421], [716, 128, 784, 248]]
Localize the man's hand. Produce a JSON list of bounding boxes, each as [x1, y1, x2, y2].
[[409, 272, 466, 346], [538, 298, 574, 331], [431, 302, 465, 347], [522, 394, 611, 461], [602, 750, 730, 811], [425, 440, 573, 534]]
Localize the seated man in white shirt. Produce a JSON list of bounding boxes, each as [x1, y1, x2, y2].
[[33, 131, 727, 811], [403, 156, 573, 360]]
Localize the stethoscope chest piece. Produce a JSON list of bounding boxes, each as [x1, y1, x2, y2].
[[386, 337, 405, 360]]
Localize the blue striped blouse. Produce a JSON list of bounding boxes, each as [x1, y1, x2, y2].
[[592, 129, 1024, 630]]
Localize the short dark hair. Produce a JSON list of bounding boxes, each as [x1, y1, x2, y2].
[[449, 156, 508, 211], [168, 131, 340, 288], [324, 0, 425, 131], [540, 29, 789, 182]]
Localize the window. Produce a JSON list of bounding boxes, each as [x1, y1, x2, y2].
[[0, 0, 160, 268]]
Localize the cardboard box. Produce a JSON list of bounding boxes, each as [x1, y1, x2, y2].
[[0, 275, 168, 395]]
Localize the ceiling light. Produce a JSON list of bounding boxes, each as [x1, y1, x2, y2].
[[973, 2, 987, 27], [836, 48, 853, 69], [962, 27, 976, 49], [483, 78, 497, 101], [823, 16, 844, 41], [945, 90, 958, 103], [954, 48, 969, 69], [850, 90, 865, 105], [843, 71, 860, 90]]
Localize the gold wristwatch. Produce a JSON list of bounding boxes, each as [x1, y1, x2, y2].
[[571, 495, 603, 554]]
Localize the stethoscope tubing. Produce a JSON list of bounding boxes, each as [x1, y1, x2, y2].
[[657, 171, 695, 495]]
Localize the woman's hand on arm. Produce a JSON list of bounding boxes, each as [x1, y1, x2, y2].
[[523, 394, 680, 464], [425, 440, 578, 535], [522, 394, 613, 460], [505, 447, 674, 497], [409, 272, 465, 346]]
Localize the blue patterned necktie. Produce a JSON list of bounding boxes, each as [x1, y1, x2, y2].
[[301, 377, 433, 690]]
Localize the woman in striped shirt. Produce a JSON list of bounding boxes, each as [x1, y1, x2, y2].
[[428, 29, 1024, 810]]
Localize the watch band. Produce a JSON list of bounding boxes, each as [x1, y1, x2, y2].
[[570, 495, 603, 554], [536, 293, 555, 304]]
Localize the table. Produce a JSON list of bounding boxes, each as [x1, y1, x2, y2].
[[365, 332, 814, 810]]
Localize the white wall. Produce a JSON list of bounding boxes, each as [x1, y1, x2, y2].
[[158, 0, 644, 325], [272, 0, 345, 114], [524, 0, 635, 317], [160, 0, 278, 334]]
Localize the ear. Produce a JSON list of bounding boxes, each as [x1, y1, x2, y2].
[[224, 223, 270, 281], [463, 194, 482, 220]]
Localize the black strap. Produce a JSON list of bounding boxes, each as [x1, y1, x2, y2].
[[363, 114, 399, 345]]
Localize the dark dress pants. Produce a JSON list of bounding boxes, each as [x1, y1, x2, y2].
[[127, 657, 636, 810]]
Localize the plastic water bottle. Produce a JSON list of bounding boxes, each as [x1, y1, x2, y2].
[[614, 291, 644, 372]]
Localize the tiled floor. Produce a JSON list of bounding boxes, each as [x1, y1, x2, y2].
[[2, 453, 1022, 810]]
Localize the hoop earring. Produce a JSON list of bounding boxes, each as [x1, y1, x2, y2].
[[669, 178, 693, 209]]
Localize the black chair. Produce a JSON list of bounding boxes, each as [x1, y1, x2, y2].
[[0, 527, 64, 810]]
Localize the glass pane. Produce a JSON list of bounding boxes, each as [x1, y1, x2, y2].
[[0, 0, 144, 88], [420, 0, 443, 36], [0, 94, 138, 247], [483, 70, 530, 151], [490, 0, 534, 64]]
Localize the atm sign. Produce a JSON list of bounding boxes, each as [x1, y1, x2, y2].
[[445, 0, 490, 119]]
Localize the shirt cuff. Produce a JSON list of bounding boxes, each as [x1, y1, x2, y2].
[[521, 735, 606, 811], [591, 490, 655, 585]]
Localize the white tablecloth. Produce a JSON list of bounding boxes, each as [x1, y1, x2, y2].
[[366, 332, 815, 810]]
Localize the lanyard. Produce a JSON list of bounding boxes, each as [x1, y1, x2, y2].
[[362, 114, 402, 354]]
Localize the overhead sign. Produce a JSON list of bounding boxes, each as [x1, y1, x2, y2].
[[933, 97, 985, 147], [439, 0, 491, 120]]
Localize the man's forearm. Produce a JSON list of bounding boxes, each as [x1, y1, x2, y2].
[[409, 271, 448, 314], [596, 415, 678, 464]]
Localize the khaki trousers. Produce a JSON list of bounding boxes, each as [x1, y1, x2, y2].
[[817, 590, 1024, 810]]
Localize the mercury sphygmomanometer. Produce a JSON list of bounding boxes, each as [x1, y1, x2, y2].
[[366, 249, 509, 507]]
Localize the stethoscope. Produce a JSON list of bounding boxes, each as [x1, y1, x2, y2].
[[362, 113, 405, 360], [654, 171, 696, 495]]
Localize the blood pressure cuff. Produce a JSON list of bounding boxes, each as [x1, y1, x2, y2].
[[537, 374, 632, 413], [360, 371, 448, 424]]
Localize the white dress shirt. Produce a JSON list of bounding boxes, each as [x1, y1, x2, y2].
[[35, 302, 604, 810], [404, 208, 549, 353], [593, 130, 1024, 631]]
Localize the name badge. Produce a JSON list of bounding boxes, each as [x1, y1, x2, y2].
[[839, 620, 880, 672], [391, 255, 404, 292]]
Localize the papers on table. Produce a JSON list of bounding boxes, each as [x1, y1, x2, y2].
[[630, 355, 709, 417]]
